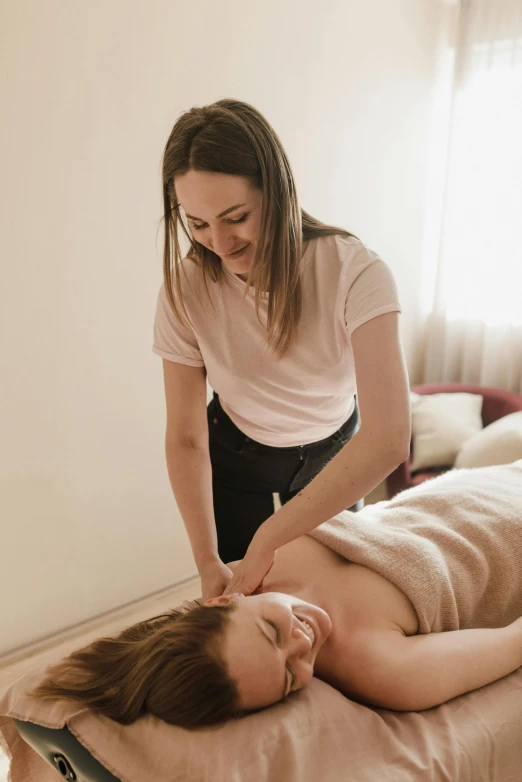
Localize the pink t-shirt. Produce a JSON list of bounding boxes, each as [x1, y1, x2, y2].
[[153, 234, 401, 447]]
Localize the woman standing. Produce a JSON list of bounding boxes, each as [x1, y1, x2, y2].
[[153, 98, 410, 600]]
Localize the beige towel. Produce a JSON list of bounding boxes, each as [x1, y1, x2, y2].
[[309, 460, 522, 633]]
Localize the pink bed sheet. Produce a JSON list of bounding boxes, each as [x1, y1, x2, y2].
[[1, 662, 522, 782]]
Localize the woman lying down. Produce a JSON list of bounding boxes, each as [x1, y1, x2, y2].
[[31, 460, 522, 729]]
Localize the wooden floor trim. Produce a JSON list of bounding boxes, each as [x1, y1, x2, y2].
[[1, 574, 199, 668]]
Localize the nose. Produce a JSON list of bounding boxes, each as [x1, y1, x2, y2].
[[210, 224, 237, 255]]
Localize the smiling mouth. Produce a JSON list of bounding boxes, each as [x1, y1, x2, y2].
[[224, 243, 250, 259], [296, 615, 317, 651]]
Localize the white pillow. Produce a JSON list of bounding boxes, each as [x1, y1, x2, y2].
[[454, 411, 522, 469], [410, 392, 483, 472]]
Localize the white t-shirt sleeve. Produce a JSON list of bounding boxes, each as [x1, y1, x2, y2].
[[344, 258, 401, 337], [152, 283, 205, 367]]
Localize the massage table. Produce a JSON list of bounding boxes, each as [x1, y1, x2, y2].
[[3, 461, 522, 781], [3, 661, 522, 782], [12, 719, 118, 781]]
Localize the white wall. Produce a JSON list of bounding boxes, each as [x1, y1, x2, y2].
[[0, 0, 455, 654]]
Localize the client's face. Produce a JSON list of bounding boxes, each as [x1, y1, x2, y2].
[[205, 592, 332, 711]]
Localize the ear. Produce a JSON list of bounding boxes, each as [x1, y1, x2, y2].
[[204, 594, 234, 608]]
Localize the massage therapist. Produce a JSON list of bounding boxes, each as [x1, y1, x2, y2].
[[153, 98, 411, 600]]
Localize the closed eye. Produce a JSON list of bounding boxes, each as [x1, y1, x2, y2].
[[267, 619, 280, 644], [190, 213, 250, 230], [266, 619, 296, 694]]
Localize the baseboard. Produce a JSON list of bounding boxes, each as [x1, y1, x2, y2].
[[0, 573, 200, 668]]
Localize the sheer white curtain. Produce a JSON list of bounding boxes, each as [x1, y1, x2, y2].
[[420, 0, 522, 393]]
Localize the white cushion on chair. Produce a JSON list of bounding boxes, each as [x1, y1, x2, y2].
[[454, 411, 522, 469], [410, 392, 483, 472]]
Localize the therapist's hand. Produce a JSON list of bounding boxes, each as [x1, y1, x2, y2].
[[222, 535, 277, 596], [199, 559, 233, 602]]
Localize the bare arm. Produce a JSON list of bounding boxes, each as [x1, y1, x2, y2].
[[338, 621, 522, 712], [162, 360, 219, 571], [257, 311, 411, 550]]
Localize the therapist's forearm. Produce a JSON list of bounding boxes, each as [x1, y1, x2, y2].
[[257, 431, 406, 550], [165, 439, 219, 570]]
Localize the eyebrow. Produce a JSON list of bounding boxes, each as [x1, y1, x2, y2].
[[184, 203, 247, 222], [257, 621, 289, 701]]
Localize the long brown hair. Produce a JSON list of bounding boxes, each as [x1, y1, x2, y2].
[[162, 98, 357, 357], [30, 601, 241, 730]]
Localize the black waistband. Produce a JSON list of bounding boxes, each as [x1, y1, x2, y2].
[[212, 392, 358, 453]]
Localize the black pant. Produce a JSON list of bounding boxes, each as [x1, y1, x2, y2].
[[208, 393, 363, 563]]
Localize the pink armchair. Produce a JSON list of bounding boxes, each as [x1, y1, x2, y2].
[[386, 383, 522, 499]]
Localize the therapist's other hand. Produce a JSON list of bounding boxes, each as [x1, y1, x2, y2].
[[222, 536, 276, 596], [200, 559, 233, 602]]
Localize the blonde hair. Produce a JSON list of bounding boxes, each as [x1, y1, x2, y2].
[[161, 98, 357, 358], [30, 601, 241, 730]]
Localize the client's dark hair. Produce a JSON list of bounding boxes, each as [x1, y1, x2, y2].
[[30, 600, 241, 729]]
